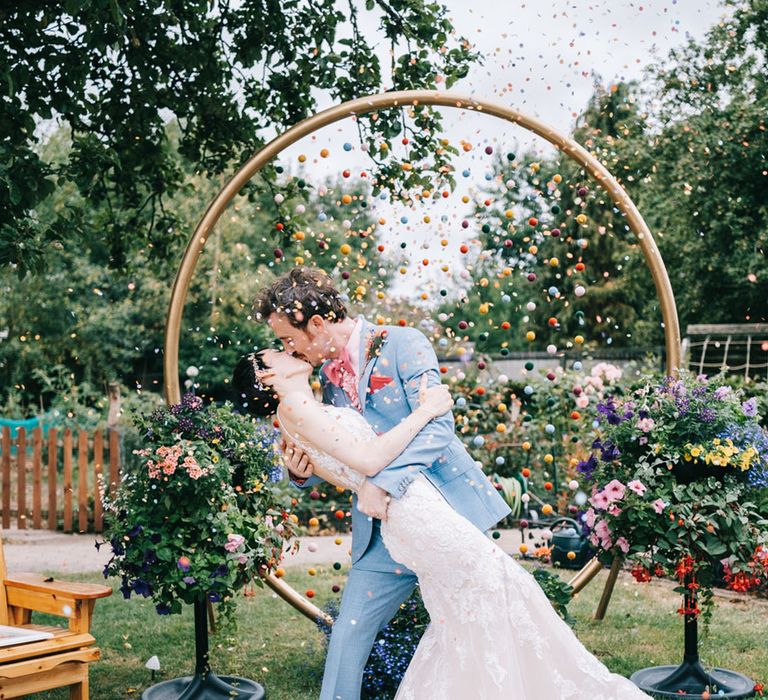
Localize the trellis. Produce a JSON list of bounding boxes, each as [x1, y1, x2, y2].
[[684, 323, 768, 380]]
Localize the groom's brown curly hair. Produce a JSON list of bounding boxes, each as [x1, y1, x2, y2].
[[253, 266, 348, 329]]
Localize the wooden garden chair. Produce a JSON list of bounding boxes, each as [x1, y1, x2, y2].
[[0, 531, 112, 699]]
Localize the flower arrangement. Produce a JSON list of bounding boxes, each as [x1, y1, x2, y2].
[[578, 371, 768, 625], [101, 393, 297, 625]]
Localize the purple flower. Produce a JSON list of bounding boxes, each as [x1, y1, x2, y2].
[[576, 455, 598, 480], [182, 575, 197, 585], [211, 564, 229, 578], [120, 578, 132, 599], [697, 407, 716, 423], [600, 440, 621, 462], [207, 590, 222, 602], [132, 578, 152, 597], [742, 398, 758, 417], [143, 550, 157, 565], [156, 603, 172, 615], [714, 386, 732, 401], [597, 400, 625, 425]]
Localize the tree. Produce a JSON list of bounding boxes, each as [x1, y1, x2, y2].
[[631, 0, 768, 330], [439, 81, 654, 355], [0, 124, 393, 410], [1, 0, 477, 276]]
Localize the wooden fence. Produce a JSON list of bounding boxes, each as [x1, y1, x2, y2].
[[0, 426, 121, 533]]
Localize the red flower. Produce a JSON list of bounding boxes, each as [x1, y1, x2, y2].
[[630, 565, 652, 583], [674, 555, 695, 581]]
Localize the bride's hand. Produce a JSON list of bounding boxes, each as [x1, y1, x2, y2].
[[418, 374, 453, 418]]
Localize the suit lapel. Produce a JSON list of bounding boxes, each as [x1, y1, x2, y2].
[[320, 361, 351, 408]]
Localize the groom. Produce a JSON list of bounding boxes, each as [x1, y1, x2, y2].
[[254, 267, 510, 700]]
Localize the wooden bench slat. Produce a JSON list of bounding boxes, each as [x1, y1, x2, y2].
[[4, 574, 112, 600], [0, 631, 95, 664], [0, 648, 99, 679], [0, 660, 89, 698]]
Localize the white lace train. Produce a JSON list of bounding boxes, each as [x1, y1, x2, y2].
[[382, 475, 653, 700]]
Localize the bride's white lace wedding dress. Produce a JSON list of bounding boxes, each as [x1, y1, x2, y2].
[[287, 405, 652, 700]]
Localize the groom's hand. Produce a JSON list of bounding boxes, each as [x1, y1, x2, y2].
[[357, 479, 391, 521], [281, 439, 314, 483]]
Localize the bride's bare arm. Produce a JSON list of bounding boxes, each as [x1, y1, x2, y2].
[[278, 376, 452, 477]]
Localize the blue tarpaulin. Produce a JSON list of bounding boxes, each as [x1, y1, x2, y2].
[[0, 414, 58, 453]]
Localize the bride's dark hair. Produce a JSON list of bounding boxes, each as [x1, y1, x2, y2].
[[232, 350, 280, 417]]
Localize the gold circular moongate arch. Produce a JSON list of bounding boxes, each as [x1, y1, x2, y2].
[[163, 90, 681, 626]]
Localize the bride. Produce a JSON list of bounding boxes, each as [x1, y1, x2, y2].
[[235, 348, 652, 700]]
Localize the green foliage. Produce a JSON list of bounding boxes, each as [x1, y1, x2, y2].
[[531, 567, 575, 627], [1, 0, 477, 275], [101, 394, 298, 625], [0, 121, 395, 410]]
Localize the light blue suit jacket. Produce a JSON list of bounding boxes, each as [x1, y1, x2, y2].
[[305, 317, 510, 568]]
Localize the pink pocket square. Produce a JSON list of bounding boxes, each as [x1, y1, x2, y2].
[[369, 375, 394, 393]]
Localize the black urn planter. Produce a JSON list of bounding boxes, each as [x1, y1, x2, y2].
[[629, 574, 755, 699], [142, 600, 266, 700]]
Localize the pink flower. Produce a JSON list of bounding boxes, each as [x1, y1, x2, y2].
[[615, 536, 630, 554], [594, 520, 613, 549], [575, 395, 590, 409], [603, 479, 626, 502], [628, 480, 647, 496], [584, 508, 597, 528], [636, 417, 655, 433], [589, 490, 610, 510], [607, 503, 623, 516], [237, 554, 248, 564], [224, 534, 245, 552], [652, 498, 667, 514]]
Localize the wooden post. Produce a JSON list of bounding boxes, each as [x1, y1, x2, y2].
[[77, 430, 88, 533], [1, 426, 10, 529], [107, 383, 121, 429], [17, 428, 26, 530], [47, 428, 58, 530], [594, 553, 623, 620], [32, 427, 42, 529], [63, 428, 73, 533], [93, 430, 104, 532], [108, 429, 120, 496]]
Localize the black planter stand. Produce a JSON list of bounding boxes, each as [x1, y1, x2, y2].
[[142, 600, 266, 700], [630, 576, 755, 699]]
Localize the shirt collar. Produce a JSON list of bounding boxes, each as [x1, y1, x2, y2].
[[344, 316, 364, 376]]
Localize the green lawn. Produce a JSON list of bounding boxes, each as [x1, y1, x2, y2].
[[27, 563, 768, 699]]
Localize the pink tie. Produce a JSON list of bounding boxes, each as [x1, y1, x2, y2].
[[323, 348, 361, 410]]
